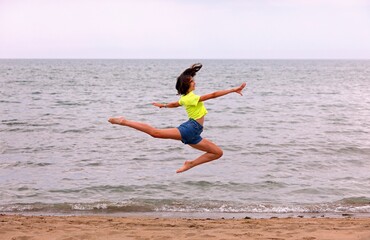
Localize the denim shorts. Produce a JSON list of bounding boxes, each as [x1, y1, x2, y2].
[[177, 119, 203, 145]]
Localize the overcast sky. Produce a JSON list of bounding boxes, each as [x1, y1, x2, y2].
[[1, 0, 369, 59]]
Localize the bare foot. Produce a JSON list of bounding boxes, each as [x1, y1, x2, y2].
[[235, 82, 247, 96], [108, 116, 126, 125], [176, 160, 193, 173]]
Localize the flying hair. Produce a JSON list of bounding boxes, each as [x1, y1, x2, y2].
[[176, 63, 202, 95]]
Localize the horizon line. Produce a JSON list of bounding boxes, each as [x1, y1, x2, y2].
[[1, 58, 369, 61]]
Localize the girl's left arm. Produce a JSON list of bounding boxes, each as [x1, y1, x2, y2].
[[152, 101, 180, 108], [200, 82, 246, 102]]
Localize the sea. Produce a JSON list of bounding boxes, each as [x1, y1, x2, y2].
[[0, 59, 369, 218]]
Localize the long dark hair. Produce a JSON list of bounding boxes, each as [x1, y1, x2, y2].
[[176, 63, 202, 95]]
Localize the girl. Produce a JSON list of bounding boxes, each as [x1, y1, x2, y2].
[[108, 63, 246, 173]]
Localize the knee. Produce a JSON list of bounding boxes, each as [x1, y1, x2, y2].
[[214, 148, 223, 159]]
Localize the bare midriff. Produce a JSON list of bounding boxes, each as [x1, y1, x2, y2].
[[195, 116, 205, 126]]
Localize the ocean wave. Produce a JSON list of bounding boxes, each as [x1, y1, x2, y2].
[[1, 198, 370, 215], [0, 161, 53, 169], [338, 197, 370, 205]]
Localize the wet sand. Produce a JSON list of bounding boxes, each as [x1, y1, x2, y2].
[[1, 215, 370, 240]]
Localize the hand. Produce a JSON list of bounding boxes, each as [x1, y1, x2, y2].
[[152, 102, 165, 108], [234, 82, 247, 96]]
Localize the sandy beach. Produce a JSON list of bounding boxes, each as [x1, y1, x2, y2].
[[1, 215, 370, 240]]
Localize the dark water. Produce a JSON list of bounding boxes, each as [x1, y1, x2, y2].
[[1, 59, 369, 217]]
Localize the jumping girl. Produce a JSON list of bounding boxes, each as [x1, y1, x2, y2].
[[108, 63, 246, 173]]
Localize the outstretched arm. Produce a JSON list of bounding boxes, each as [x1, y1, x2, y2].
[[200, 82, 246, 102], [152, 101, 180, 108]]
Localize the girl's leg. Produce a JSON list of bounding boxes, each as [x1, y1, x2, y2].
[[108, 116, 182, 140], [176, 138, 223, 173]]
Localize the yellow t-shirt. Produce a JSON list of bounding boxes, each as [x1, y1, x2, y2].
[[178, 91, 208, 120]]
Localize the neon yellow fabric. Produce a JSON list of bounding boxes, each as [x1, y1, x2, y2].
[[178, 91, 208, 120]]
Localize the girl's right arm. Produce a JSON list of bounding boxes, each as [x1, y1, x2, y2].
[[152, 101, 180, 108], [200, 82, 246, 102]]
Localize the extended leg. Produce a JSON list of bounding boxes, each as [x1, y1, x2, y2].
[[108, 116, 182, 140], [176, 138, 223, 173]]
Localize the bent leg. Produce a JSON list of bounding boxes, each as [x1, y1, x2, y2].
[[108, 116, 182, 140], [176, 138, 223, 173]]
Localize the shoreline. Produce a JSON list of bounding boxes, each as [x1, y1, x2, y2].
[[1, 214, 370, 240], [2, 211, 370, 219]]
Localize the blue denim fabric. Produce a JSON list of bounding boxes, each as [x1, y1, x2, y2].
[[177, 119, 203, 145]]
